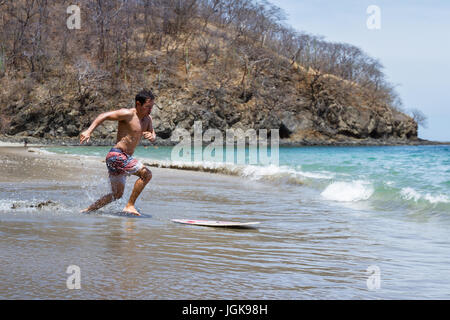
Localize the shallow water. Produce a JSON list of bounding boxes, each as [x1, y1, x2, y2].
[[1, 146, 449, 299], [47, 145, 450, 216]]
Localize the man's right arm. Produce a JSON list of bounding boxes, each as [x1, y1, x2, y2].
[[80, 109, 132, 144]]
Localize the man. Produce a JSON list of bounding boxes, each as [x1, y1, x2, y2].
[[79, 89, 156, 216]]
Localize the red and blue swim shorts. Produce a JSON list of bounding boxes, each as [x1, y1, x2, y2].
[[106, 148, 143, 181]]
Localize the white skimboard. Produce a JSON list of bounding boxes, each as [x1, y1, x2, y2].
[[171, 219, 260, 229]]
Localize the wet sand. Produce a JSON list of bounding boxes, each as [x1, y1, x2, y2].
[[1, 146, 450, 299]]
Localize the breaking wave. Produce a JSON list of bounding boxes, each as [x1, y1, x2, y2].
[[142, 159, 335, 186], [321, 181, 374, 202], [141, 159, 450, 209], [41, 146, 450, 213], [400, 187, 450, 204]]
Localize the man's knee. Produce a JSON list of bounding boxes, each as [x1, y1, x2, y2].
[[135, 167, 152, 183], [142, 167, 152, 183]]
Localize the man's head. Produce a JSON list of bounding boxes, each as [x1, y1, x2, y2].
[[135, 89, 155, 116]]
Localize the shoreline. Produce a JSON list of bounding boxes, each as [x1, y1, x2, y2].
[[2, 141, 448, 189], [1, 134, 448, 148], [0, 143, 251, 184]]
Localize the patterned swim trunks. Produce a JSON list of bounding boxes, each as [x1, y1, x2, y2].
[[105, 148, 143, 181]]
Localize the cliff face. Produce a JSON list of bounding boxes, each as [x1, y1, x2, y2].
[[148, 91, 418, 146], [1, 78, 417, 146], [136, 84, 414, 146]]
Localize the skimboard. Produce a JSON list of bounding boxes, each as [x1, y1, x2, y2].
[[171, 219, 260, 229]]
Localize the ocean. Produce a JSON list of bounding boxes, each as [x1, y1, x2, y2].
[[47, 144, 450, 217], [0, 144, 449, 299]]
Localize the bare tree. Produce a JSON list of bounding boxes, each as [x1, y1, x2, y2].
[[74, 60, 110, 113], [197, 34, 219, 64], [0, 0, 406, 130], [410, 108, 428, 128], [237, 46, 271, 102]]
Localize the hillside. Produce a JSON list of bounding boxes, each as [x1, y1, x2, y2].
[[0, 0, 422, 146]]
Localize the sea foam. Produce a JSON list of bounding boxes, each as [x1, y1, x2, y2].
[[400, 187, 450, 204], [141, 159, 333, 185], [321, 181, 374, 202]]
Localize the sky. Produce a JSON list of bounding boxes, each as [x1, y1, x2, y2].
[[269, 0, 450, 141]]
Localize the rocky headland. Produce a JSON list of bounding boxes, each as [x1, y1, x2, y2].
[[0, 0, 438, 147]]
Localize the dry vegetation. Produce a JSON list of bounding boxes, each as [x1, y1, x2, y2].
[[0, 0, 413, 139]]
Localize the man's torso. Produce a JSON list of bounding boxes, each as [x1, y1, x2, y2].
[[114, 109, 151, 155]]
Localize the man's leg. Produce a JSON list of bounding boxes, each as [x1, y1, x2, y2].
[[123, 167, 152, 216], [80, 177, 125, 213]]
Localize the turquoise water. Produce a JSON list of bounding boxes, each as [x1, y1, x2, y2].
[[46, 145, 450, 218]]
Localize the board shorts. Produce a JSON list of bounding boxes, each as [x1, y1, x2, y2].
[[106, 148, 143, 184]]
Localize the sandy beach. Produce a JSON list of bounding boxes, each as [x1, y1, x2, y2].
[[2, 145, 309, 299], [1, 145, 450, 299]]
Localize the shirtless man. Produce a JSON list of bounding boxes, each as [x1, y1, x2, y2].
[[79, 89, 156, 216]]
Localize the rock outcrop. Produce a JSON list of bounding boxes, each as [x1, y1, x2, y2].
[[1, 83, 419, 146]]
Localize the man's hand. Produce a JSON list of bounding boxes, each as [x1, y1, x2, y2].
[[80, 130, 91, 144], [143, 131, 156, 142]]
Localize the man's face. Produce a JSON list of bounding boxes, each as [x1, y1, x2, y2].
[[139, 99, 154, 115]]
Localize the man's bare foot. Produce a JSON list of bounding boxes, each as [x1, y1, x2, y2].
[[122, 205, 141, 216], [80, 208, 91, 213]]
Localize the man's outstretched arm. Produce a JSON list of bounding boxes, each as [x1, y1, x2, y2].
[[80, 109, 132, 144]]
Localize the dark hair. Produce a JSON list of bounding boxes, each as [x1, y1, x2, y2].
[[135, 89, 155, 105]]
